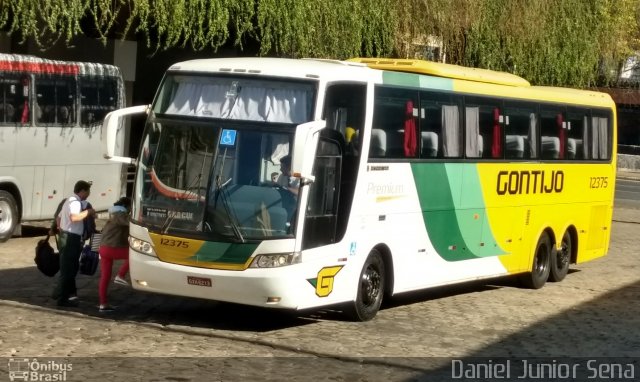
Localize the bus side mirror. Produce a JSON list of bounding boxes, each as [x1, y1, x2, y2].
[[102, 105, 148, 164], [291, 120, 326, 182]]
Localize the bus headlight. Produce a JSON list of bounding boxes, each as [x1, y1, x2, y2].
[[250, 252, 301, 268], [129, 237, 155, 256]]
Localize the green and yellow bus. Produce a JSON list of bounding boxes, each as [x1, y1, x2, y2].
[[103, 57, 616, 321]]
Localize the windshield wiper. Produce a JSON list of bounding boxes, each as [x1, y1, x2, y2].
[[214, 175, 245, 243]]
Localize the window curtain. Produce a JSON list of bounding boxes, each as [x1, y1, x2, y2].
[[441, 105, 460, 157], [492, 108, 501, 158], [598, 117, 608, 159], [582, 116, 589, 159], [591, 117, 608, 159], [164, 82, 310, 124], [528, 113, 538, 158], [403, 100, 417, 157], [557, 114, 565, 159], [465, 107, 480, 157]]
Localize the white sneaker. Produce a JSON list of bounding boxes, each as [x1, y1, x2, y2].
[[114, 275, 129, 286]]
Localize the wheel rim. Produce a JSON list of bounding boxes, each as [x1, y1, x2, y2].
[[557, 233, 571, 269], [0, 199, 13, 234], [533, 242, 549, 276], [360, 263, 381, 307]]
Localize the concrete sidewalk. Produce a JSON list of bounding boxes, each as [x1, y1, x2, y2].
[[617, 168, 640, 181]]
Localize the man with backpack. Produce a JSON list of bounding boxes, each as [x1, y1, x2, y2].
[[51, 180, 96, 307]]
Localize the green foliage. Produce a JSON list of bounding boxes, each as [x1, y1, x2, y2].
[[255, 0, 394, 58], [0, 0, 639, 87]]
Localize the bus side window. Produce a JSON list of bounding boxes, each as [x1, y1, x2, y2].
[[371, 86, 418, 159], [566, 108, 589, 160], [420, 91, 462, 158], [0, 103, 14, 123], [323, 83, 366, 157], [504, 102, 538, 159], [465, 97, 502, 159], [35, 77, 55, 124], [35, 75, 75, 125], [540, 106, 566, 160], [81, 78, 117, 126]]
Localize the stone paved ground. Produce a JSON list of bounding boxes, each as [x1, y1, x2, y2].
[[0, 204, 638, 381]]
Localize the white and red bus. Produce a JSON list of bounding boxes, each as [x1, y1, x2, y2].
[[0, 53, 126, 241]]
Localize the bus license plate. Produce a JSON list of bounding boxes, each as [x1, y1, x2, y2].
[[187, 276, 212, 287]]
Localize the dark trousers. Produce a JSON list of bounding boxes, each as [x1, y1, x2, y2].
[[53, 231, 82, 304]]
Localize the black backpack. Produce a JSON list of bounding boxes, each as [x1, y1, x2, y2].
[[34, 235, 60, 277]]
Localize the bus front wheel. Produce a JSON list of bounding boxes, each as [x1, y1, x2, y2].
[[520, 232, 551, 289], [0, 190, 18, 242], [549, 230, 571, 282], [346, 249, 385, 321]]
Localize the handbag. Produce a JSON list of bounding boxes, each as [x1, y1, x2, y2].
[[34, 234, 60, 277], [79, 244, 100, 276]]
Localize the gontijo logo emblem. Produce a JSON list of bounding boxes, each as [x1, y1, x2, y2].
[[307, 266, 343, 297], [7, 358, 72, 381]]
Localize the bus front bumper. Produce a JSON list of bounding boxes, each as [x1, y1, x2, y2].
[[128, 250, 323, 310]]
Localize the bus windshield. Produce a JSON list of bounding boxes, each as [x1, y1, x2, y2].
[[133, 74, 316, 241]]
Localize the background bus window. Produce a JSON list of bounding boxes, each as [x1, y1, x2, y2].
[[464, 97, 502, 159], [420, 92, 462, 158], [371, 87, 419, 159], [35, 75, 76, 125], [80, 78, 118, 126], [503, 102, 538, 159], [0, 76, 21, 124], [540, 106, 566, 159], [566, 108, 589, 160]]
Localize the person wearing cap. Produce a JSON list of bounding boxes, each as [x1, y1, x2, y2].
[[52, 180, 96, 307]]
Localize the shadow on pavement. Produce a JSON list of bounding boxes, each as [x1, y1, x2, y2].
[[0, 264, 318, 332], [3, 226, 525, 330], [397, 279, 640, 381]]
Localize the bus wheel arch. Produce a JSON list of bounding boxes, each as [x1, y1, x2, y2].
[[345, 245, 390, 321], [0, 184, 21, 242], [549, 226, 576, 282], [520, 229, 552, 289]]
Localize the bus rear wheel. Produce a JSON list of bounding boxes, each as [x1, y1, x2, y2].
[[346, 249, 385, 321], [0, 190, 18, 242], [520, 232, 551, 289], [549, 230, 571, 282]]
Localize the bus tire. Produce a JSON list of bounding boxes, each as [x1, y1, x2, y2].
[[520, 232, 551, 289], [346, 249, 385, 321], [549, 230, 571, 282], [0, 190, 18, 243]]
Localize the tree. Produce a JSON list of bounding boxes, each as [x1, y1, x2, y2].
[[1, 0, 639, 87]]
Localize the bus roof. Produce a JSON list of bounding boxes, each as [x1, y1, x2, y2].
[[167, 57, 372, 81], [348, 58, 531, 87], [0, 53, 121, 77], [349, 57, 614, 108], [164, 57, 614, 109]]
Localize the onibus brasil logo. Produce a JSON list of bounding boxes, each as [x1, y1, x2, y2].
[[7, 358, 72, 381]]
